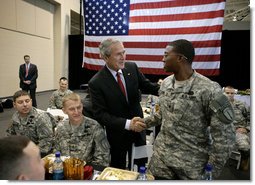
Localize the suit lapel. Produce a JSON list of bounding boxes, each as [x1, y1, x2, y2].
[[23, 63, 28, 75], [23, 64, 26, 71], [103, 66, 128, 103]]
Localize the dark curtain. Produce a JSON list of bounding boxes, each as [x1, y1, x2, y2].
[[210, 30, 250, 90]]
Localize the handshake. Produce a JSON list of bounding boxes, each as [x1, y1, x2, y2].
[[130, 117, 147, 132]]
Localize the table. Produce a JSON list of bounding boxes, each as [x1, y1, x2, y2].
[[45, 163, 105, 180], [47, 108, 68, 121], [46, 164, 156, 180], [235, 95, 250, 107]]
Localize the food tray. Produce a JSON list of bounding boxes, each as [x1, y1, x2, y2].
[[146, 174, 155, 180], [97, 167, 139, 180]]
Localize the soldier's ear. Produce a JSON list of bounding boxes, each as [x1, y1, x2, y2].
[[17, 174, 29, 180], [62, 108, 67, 114]]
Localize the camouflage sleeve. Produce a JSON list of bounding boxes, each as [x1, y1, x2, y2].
[[242, 104, 250, 130], [48, 92, 57, 109], [6, 122, 16, 136], [45, 112, 57, 132], [53, 123, 65, 154], [208, 93, 236, 178], [36, 113, 55, 155], [144, 79, 166, 128], [144, 104, 162, 128], [91, 124, 110, 166]]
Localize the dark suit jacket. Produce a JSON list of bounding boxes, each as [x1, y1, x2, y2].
[[88, 62, 159, 149], [19, 63, 38, 89]]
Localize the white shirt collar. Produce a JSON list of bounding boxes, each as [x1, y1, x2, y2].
[[106, 65, 123, 77]]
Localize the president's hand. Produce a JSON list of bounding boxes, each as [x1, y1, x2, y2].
[[130, 117, 146, 132]]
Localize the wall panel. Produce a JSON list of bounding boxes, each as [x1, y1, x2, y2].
[[16, 0, 36, 35], [0, 0, 16, 30]]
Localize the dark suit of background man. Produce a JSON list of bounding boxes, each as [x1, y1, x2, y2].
[[89, 38, 160, 170], [19, 55, 38, 107]]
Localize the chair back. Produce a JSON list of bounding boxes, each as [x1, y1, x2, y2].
[[130, 143, 153, 171], [230, 150, 241, 169]]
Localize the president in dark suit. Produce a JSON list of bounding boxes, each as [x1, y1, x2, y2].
[[89, 38, 159, 170], [19, 55, 38, 107]]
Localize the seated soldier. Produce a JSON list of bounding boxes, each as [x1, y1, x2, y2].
[[54, 93, 110, 167], [0, 135, 45, 180], [6, 90, 55, 157], [224, 86, 250, 170], [48, 77, 73, 109]]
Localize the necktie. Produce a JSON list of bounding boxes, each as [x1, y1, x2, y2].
[[25, 64, 28, 77], [116, 72, 126, 97]]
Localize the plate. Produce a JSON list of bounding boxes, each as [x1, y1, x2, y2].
[[97, 167, 139, 180]]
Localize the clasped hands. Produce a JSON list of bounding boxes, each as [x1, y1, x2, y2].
[[23, 80, 31, 84], [130, 117, 146, 132]]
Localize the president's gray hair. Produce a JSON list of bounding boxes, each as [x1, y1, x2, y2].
[[99, 38, 122, 58]]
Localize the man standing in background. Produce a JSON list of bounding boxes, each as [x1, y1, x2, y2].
[[19, 55, 38, 107]]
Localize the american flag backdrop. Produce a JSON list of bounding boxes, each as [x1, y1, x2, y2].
[[83, 0, 225, 76]]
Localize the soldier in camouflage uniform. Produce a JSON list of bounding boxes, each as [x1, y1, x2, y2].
[[224, 86, 250, 170], [54, 93, 110, 167], [140, 39, 236, 179], [6, 90, 55, 157], [224, 86, 250, 151], [48, 77, 73, 109]]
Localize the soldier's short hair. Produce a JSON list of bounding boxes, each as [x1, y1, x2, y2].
[[59, 77, 68, 82], [62, 93, 81, 107], [224, 86, 235, 90], [0, 135, 31, 179], [13, 90, 31, 102], [168, 39, 195, 64]]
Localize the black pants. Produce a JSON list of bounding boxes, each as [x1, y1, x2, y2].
[[22, 87, 37, 107]]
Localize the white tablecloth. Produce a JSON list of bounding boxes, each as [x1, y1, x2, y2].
[[47, 108, 68, 120], [235, 95, 250, 107]]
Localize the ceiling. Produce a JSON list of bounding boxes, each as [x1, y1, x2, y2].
[[224, 0, 250, 21]]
